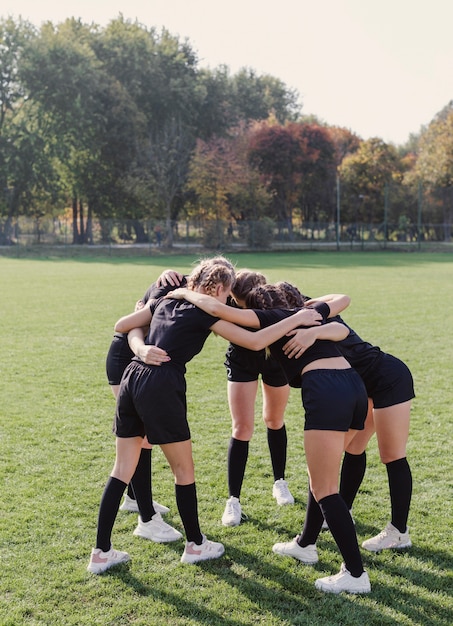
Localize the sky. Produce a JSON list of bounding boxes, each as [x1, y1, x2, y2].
[[2, 0, 453, 145]]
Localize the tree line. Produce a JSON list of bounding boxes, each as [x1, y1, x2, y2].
[[1, 15, 452, 246]]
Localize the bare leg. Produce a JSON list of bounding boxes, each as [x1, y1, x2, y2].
[[304, 429, 364, 576], [227, 380, 258, 497]]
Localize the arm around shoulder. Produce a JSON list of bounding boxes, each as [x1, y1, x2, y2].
[[115, 306, 152, 333], [305, 294, 350, 317]]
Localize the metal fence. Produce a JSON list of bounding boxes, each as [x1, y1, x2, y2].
[[0, 217, 452, 254]]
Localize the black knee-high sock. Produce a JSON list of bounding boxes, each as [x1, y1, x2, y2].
[[175, 483, 203, 544], [339, 451, 367, 510], [96, 476, 127, 552], [319, 493, 364, 578], [298, 488, 324, 547], [267, 425, 287, 482], [127, 483, 135, 499], [386, 457, 412, 533], [227, 438, 249, 498], [130, 448, 155, 522]]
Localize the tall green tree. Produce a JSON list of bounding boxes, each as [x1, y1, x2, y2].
[[413, 102, 453, 238], [20, 18, 108, 242], [339, 138, 404, 224], [0, 16, 40, 242]]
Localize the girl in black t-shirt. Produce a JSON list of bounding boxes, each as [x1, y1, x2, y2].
[[105, 270, 184, 519], [167, 283, 371, 595], [221, 270, 294, 529], [282, 292, 414, 554], [88, 259, 321, 574]]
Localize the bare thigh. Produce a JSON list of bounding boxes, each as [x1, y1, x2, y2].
[[374, 400, 411, 463], [228, 380, 258, 440], [261, 382, 290, 429], [111, 436, 143, 484], [346, 399, 375, 454], [304, 429, 354, 501]]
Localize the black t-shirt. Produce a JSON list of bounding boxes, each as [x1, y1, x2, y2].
[[116, 276, 189, 340], [142, 275, 188, 304], [144, 297, 219, 374], [253, 303, 342, 387], [329, 315, 383, 378]]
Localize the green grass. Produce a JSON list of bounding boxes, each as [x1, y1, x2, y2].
[[0, 251, 452, 626]]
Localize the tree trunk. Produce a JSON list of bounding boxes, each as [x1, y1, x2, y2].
[[72, 196, 79, 244], [132, 219, 147, 243], [165, 208, 173, 247], [79, 200, 85, 243], [86, 203, 93, 244]]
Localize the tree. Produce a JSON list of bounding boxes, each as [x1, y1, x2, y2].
[[230, 68, 300, 125], [19, 18, 108, 242], [187, 124, 270, 226], [137, 117, 194, 246], [339, 138, 404, 225], [291, 123, 337, 222], [247, 121, 337, 233], [248, 121, 303, 233], [0, 18, 62, 243], [326, 126, 361, 168], [412, 102, 453, 239]]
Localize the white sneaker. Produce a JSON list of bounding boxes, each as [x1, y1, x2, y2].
[[272, 535, 318, 564], [87, 547, 130, 574], [181, 535, 225, 564], [133, 513, 183, 543], [362, 522, 412, 552], [119, 494, 139, 512], [153, 501, 170, 515], [315, 563, 371, 594], [221, 496, 243, 527], [120, 494, 170, 515], [321, 509, 354, 531], [272, 479, 295, 505]]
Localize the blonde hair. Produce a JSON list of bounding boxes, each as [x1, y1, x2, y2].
[[187, 256, 236, 295]]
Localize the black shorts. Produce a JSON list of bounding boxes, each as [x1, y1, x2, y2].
[[106, 333, 134, 385], [115, 360, 190, 444], [362, 354, 415, 408], [224, 344, 288, 387], [301, 369, 368, 432]]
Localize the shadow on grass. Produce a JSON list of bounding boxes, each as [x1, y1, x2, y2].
[[99, 536, 452, 626]]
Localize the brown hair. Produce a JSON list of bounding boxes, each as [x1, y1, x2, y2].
[[231, 269, 267, 302], [275, 281, 309, 308], [245, 284, 289, 310]]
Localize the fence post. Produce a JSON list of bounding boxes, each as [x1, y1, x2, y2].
[[336, 174, 341, 251], [418, 181, 422, 251]]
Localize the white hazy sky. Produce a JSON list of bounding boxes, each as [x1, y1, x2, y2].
[[2, 0, 453, 145]]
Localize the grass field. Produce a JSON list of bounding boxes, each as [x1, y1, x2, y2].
[[0, 251, 452, 626]]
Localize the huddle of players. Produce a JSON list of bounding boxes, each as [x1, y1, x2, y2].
[[88, 257, 414, 596]]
